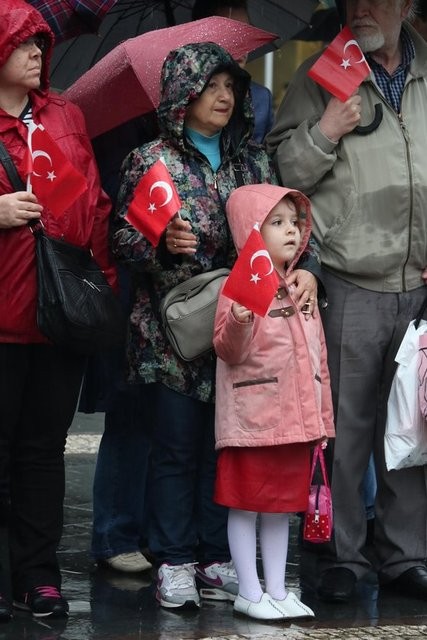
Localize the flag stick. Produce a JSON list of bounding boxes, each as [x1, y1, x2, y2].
[[26, 121, 37, 193]]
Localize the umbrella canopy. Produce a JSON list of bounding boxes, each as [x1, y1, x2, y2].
[[63, 16, 277, 139], [50, 0, 318, 90], [27, 0, 119, 44]]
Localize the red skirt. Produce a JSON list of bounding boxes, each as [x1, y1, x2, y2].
[[214, 443, 311, 513]]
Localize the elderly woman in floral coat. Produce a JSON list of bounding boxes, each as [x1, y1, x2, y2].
[[112, 41, 321, 610]]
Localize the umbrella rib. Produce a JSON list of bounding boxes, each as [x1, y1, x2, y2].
[[50, 38, 79, 78], [267, 0, 312, 25], [162, 0, 177, 26], [87, 4, 152, 68]]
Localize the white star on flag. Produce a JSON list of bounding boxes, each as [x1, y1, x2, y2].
[[148, 203, 157, 213], [340, 58, 351, 69], [250, 273, 261, 283], [47, 171, 56, 182]]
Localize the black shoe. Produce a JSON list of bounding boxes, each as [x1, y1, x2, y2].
[[13, 586, 69, 618], [317, 567, 357, 603], [0, 594, 12, 622], [381, 566, 427, 600]]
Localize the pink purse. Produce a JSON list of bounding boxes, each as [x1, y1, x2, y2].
[[418, 333, 427, 420], [303, 445, 333, 543]]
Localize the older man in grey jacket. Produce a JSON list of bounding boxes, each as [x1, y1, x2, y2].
[[267, 0, 427, 603]]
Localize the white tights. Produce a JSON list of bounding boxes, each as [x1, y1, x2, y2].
[[227, 508, 290, 602]]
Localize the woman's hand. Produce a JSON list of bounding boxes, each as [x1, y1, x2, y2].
[[165, 216, 197, 255], [232, 302, 253, 323], [0, 192, 42, 229], [422, 267, 427, 284], [286, 269, 318, 320]]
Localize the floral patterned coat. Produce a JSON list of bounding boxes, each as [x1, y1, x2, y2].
[[112, 43, 318, 402]]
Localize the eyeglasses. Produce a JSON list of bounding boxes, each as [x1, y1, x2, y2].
[[18, 36, 46, 53]]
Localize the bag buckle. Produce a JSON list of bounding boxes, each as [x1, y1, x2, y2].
[[28, 219, 44, 234]]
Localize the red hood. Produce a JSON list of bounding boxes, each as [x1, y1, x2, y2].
[[0, 0, 55, 91], [225, 183, 312, 271]]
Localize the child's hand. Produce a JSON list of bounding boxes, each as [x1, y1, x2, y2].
[[232, 302, 253, 323]]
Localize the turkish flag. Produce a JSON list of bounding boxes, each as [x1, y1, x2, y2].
[[22, 124, 88, 218], [307, 26, 371, 101], [125, 158, 182, 247], [222, 224, 279, 317]]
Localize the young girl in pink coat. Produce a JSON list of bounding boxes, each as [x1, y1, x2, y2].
[[213, 184, 335, 621]]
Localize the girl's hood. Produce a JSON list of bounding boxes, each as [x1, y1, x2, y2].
[[226, 183, 312, 266]]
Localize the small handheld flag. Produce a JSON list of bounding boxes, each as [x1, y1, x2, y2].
[[125, 158, 182, 247], [222, 224, 279, 317], [308, 26, 371, 102], [22, 123, 88, 217]]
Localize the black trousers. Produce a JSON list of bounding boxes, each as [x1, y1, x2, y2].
[[0, 343, 85, 595]]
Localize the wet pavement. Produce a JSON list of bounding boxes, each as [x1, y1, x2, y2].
[[3, 412, 427, 639]]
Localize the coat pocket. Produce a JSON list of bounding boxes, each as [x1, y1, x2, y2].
[[232, 377, 279, 432]]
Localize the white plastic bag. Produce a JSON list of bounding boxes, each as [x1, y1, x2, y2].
[[384, 319, 427, 471]]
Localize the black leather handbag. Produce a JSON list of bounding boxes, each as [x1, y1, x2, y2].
[[0, 142, 125, 355]]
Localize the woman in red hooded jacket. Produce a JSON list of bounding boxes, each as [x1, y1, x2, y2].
[[0, 0, 116, 621]]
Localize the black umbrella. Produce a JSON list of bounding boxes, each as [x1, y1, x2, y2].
[[293, 7, 341, 43], [50, 0, 318, 90]]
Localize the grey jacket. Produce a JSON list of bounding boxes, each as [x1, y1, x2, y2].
[[266, 23, 427, 293]]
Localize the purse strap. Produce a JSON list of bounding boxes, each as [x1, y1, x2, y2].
[[0, 141, 26, 191], [232, 159, 245, 188], [309, 444, 330, 489]]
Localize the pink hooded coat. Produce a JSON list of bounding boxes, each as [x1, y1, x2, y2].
[[214, 184, 335, 450]]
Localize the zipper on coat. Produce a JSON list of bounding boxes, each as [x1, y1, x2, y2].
[[397, 110, 414, 293], [366, 81, 414, 293]]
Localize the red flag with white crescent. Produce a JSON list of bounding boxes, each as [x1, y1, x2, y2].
[[125, 158, 182, 247], [21, 123, 88, 218], [222, 224, 279, 317], [307, 26, 371, 102]]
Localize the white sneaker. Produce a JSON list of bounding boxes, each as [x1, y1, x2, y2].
[[156, 563, 200, 609], [233, 593, 286, 620], [272, 591, 315, 618], [196, 560, 238, 601], [103, 551, 152, 573]]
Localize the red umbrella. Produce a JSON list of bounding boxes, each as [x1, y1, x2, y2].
[[63, 16, 277, 139], [28, 0, 119, 43]]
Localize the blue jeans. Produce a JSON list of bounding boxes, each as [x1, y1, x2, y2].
[[148, 383, 229, 565], [91, 384, 152, 560]]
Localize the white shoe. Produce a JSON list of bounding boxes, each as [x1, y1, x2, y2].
[[156, 563, 200, 609], [103, 551, 152, 573], [272, 591, 315, 618], [233, 593, 286, 620]]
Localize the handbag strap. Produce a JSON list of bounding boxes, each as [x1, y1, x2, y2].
[[232, 159, 245, 188], [309, 444, 330, 489], [0, 141, 26, 191]]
